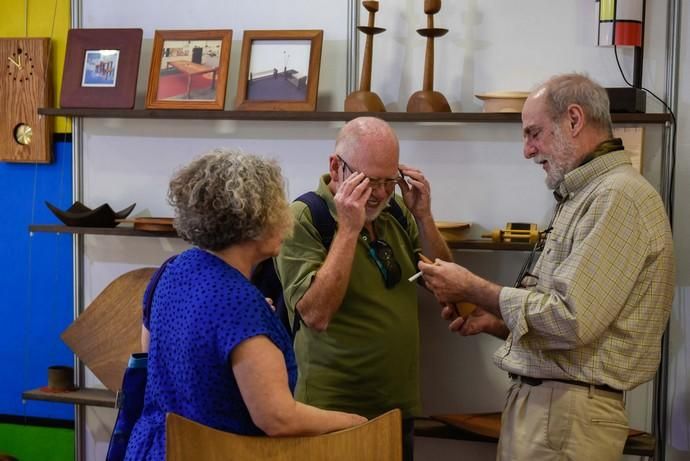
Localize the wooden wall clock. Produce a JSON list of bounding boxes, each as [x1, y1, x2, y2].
[[0, 38, 52, 163]]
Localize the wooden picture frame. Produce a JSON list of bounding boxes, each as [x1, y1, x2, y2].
[[60, 29, 143, 109], [146, 30, 232, 110], [235, 30, 323, 111]]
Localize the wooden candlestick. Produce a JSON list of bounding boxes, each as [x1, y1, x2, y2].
[[345, 0, 386, 112], [407, 0, 451, 112]]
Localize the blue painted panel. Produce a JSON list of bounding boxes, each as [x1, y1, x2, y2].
[[0, 140, 74, 420]]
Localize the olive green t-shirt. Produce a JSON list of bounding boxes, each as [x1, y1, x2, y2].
[[275, 174, 422, 419]]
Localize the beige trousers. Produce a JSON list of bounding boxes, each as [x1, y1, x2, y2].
[[497, 379, 628, 461]]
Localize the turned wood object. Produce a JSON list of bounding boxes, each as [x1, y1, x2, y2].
[[407, 0, 451, 112], [345, 1, 386, 112]]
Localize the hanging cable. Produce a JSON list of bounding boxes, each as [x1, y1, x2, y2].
[[613, 45, 676, 222], [23, 0, 65, 416]]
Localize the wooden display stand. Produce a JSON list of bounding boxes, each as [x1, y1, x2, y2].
[[344, 1, 386, 112], [407, 0, 450, 113]]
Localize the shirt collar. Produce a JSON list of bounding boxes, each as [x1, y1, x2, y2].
[[554, 138, 629, 202]]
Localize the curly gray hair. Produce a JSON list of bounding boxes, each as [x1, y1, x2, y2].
[[541, 73, 613, 136], [168, 149, 293, 250]]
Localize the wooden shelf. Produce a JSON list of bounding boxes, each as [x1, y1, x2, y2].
[[30, 225, 535, 251], [22, 387, 116, 408], [414, 417, 497, 444], [30, 224, 178, 238], [447, 240, 535, 251], [414, 418, 655, 457], [38, 108, 673, 124]]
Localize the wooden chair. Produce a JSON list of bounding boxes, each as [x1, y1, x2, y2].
[[166, 409, 402, 461]]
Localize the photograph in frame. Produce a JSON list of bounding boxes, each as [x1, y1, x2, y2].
[[235, 30, 323, 111], [146, 30, 232, 110], [60, 29, 142, 109], [81, 50, 120, 88], [246, 40, 311, 102]]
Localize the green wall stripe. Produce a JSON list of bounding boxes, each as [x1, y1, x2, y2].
[[0, 423, 74, 461]]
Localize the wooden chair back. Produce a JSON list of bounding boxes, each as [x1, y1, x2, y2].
[[166, 409, 402, 461], [61, 267, 155, 391]]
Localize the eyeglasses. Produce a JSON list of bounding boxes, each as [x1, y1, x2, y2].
[[337, 154, 402, 190], [368, 239, 401, 289], [514, 227, 552, 289]]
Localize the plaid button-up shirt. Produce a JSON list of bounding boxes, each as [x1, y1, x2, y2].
[[496, 150, 675, 390]]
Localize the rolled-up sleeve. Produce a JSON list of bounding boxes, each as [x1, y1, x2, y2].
[[275, 203, 328, 315]]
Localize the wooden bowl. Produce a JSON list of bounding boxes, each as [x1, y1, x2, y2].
[[475, 91, 530, 113], [435, 221, 471, 242], [132, 217, 174, 232], [46, 201, 136, 228]]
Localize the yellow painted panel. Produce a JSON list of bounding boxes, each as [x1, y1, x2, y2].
[[599, 0, 615, 21], [1, 0, 71, 133]]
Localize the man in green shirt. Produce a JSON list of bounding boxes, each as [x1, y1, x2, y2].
[[420, 74, 675, 461], [275, 116, 451, 461]]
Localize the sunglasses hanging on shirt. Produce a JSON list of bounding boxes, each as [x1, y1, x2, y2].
[[361, 234, 402, 289]]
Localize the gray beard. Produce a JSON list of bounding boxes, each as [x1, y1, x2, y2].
[[365, 193, 394, 222], [545, 128, 578, 190]]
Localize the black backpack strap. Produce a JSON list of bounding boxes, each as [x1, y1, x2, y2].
[[142, 255, 177, 329], [296, 191, 337, 249], [277, 191, 336, 337], [296, 191, 409, 246], [387, 198, 409, 232], [250, 257, 299, 338]]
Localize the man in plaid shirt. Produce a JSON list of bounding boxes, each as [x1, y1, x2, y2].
[[420, 73, 675, 461]]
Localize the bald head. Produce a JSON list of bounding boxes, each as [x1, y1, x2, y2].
[[335, 117, 399, 167]]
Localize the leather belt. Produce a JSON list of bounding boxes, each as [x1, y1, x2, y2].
[[508, 373, 622, 395]]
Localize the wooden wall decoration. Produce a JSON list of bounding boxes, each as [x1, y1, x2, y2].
[[0, 37, 52, 163], [61, 268, 156, 392]]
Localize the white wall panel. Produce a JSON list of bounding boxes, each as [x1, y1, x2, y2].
[[83, 0, 348, 39]]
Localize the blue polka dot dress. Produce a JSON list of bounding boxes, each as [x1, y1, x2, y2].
[[125, 248, 297, 461]]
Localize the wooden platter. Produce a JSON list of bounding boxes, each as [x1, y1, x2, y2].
[[118, 217, 175, 233]]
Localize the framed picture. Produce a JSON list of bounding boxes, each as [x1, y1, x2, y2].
[[235, 30, 323, 111], [146, 30, 232, 110], [60, 29, 143, 108]]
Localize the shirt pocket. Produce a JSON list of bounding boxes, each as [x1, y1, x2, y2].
[[537, 239, 572, 289]]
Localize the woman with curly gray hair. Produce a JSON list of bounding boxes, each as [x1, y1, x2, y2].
[[126, 149, 366, 461]]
